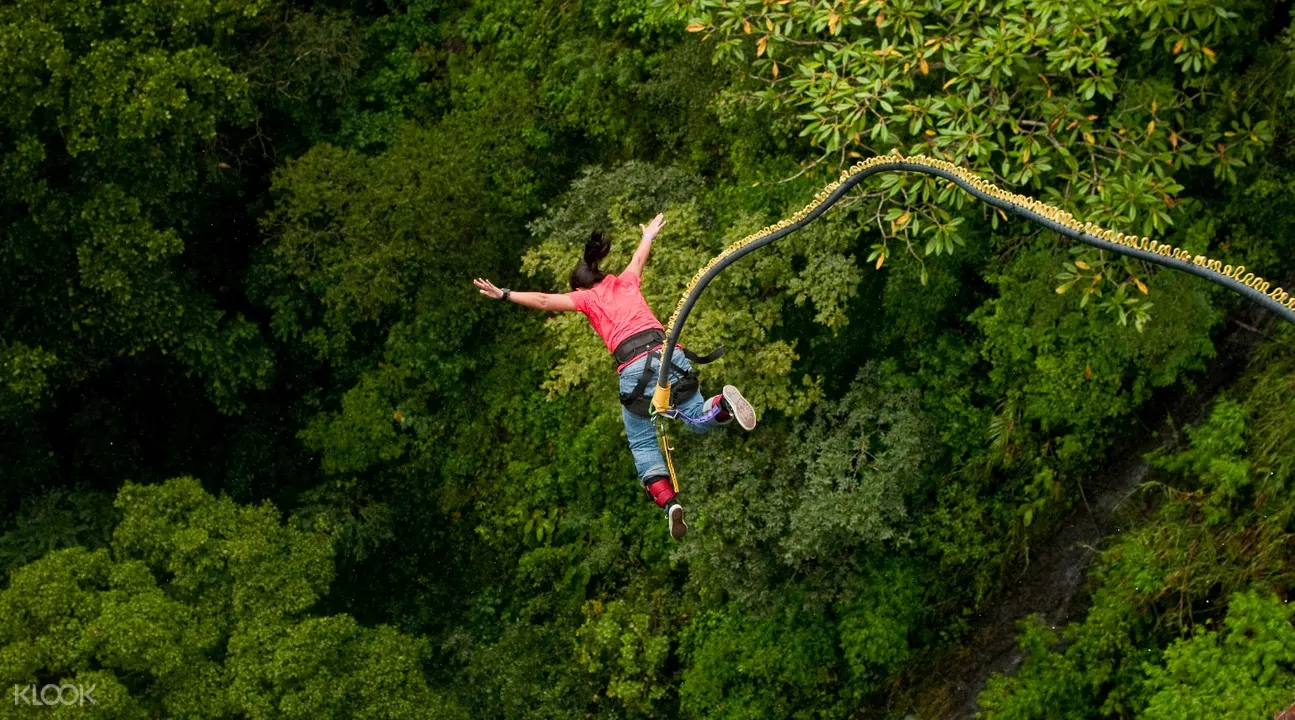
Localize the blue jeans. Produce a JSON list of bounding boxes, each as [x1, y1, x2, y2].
[[618, 347, 728, 485]]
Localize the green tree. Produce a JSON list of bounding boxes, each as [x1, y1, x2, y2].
[[0, 478, 459, 718], [1143, 591, 1295, 720], [0, 488, 116, 577], [0, 0, 277, 414], [669, 0, 1275, 260], [679, 605, 845, 720]]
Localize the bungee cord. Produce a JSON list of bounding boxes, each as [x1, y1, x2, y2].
[[651, 152, 1295, 413]]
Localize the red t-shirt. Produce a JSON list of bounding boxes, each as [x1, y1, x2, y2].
[[568, 271, 664, 356]]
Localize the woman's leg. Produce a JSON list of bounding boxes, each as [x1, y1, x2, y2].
[[620, 405, 669, 486], [620, 406, 680, 527], [665, 348, 757, 434], [619, 356, 676, 510], [616, 350, 704, 539]]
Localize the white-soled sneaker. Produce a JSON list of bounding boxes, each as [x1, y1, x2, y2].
[[668, 502, 688, 539], [722, 385, 757, 431]]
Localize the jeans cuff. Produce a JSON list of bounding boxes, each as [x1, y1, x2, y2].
[[638, 469, 670, 486]]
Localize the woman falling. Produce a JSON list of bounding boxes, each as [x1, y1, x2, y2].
[[472, 213, 757, 539]]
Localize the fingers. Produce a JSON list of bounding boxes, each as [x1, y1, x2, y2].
[[641, 213, 666, 236]]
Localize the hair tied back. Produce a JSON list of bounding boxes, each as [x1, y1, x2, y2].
[[584, 231, 611, 271]]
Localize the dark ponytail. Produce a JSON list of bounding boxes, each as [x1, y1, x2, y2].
[[570, 231, 611, 290]]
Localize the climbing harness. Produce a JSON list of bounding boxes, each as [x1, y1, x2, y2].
[[656, 397, 726, 426], [614, 329, 669, 367], [651, 152, 1295, 416], [616, 337, 723, 494], [618, 333, 724, 418]]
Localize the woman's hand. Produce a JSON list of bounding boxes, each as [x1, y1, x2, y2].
[[639, 213, 665, 241], [473, 278, 505, 300], [626, 213, 665, 277]]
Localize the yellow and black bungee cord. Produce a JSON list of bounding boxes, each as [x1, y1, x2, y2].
[[649, 152, 1295, 489]]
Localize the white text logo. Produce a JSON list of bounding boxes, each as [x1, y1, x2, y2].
[[12, 684, 96, 706]]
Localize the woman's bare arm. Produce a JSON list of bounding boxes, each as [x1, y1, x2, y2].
[[623, 213, 665, 278], [473, 278, 577, 312]]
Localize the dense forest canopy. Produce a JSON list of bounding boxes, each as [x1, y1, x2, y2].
[[1, 0, 1293, 717]]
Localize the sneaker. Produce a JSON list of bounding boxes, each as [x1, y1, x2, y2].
[[667, 502, 688, 539], [722, 385, 757, 431]]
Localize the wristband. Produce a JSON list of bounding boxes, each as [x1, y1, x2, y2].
[[500, 288, 511, 301]]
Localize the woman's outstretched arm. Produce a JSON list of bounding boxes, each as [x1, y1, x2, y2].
[[473, 278, 577, 312], [623, 213, 665, 279]]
